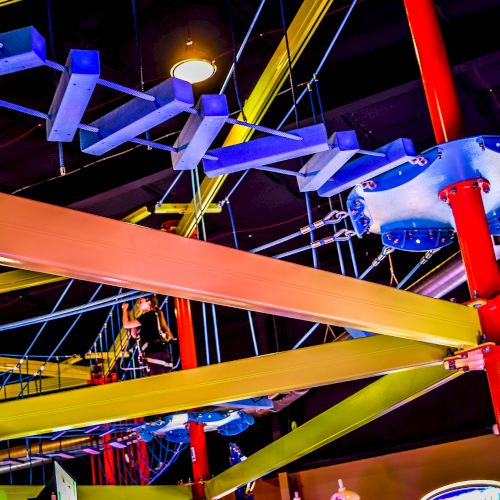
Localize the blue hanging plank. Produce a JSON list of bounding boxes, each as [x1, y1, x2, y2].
[[47, 50, 100, 142], [202, 123, 329, 178], [318, 138, 416, 197], [0, 26, 46, 75], [297, 130, 359, 192], [172, 94, 229, 170], [80, 77, 194, 155]]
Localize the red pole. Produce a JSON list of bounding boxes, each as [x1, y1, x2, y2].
[[174, 297, 210, 500], [102, 434, 116, 485], [403, 0, 465, 143], [404, 0, 500, 428]]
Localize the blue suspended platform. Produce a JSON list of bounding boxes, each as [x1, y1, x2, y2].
[[346, 136, 500, 251]]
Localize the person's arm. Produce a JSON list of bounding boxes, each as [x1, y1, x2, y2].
[[121, 303, 141, 329], [159, 310, 175, 340]]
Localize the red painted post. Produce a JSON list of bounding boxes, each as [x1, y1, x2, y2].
[[133, 418, 150, 485], [403, 0, 465, 143], [404, 0, 500, 429], [102, 434, 116, 485], [174, 297, 210, 499]]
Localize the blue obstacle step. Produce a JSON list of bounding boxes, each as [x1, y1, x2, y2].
[[47, 49, 100, 142], [202, 123, 329, 178], [80, 77, 194, 155], [0, 26, 46, 75]]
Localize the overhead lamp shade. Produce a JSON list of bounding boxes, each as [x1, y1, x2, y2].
[[170, 38, 216, 84]]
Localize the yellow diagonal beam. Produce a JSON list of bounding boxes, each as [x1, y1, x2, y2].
[[0, 269, 64, 293], [176, 0, 335, 237], [0, 193, 480, 347], [0, 357, 89, 380], [0, 486, 192, 500], [0, 336, 449, 439], [1, 377, 87, 400], [204, 365, 462, 499], [155, 203, 222, 215]]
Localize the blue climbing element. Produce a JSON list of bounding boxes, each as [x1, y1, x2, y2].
[[172, 94, 229, 170], [202, 123, 329, 177], [134, 410, 256, 444], [297, 130, 359, 192], [164, 428, 191, 443], [229, 443, 255, 499], [318, 137, 417, 197], [0, 26, 46, 75], [347, 135, 500, 252], [47, 49, 100, 142], [80, 77, 194, 155], [218, 411, 254, 436]]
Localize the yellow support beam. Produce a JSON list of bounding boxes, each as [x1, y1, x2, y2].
[[0, 193, 480, 347], [204, 365, 462, 499], [176, 0, 335, 237], [0, 486, 192, 500], [0, 357, 89, 380], [121, 206, 151, 224], [1, 377, 87, 400], [154, 203, 222, 215], [0, 269, 64, 293], [0, 336, 449, 439]]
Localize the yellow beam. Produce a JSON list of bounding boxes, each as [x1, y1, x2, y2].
[[1, 377, 86, 400], [0, 193, 480, 347], [0, 336, 449, 439], [0, 486, 192, 500], [155, 203, 222, 215], [204, 365, 461, 499], [176, 0, 335, 237], [0, 269, 64, 293], [121, 206, 151, 224], [0, 357, 89, 380]]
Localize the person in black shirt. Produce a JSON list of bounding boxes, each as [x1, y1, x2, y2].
[[121, 295, 175, 375]]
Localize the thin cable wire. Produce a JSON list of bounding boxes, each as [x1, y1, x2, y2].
[[0, 279, 74, 391], [220, 0, 267, 94], [277, 0, 358, 130]]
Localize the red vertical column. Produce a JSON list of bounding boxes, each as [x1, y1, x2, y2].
[[404, 0, 500, 427], [102, 434, 116, 485], [403, 0, 465, 143], [174, 297, 210, 500], [133, 418, 150, 485]]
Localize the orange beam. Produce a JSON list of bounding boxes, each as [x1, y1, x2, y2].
[[0, 192, 479, 347]]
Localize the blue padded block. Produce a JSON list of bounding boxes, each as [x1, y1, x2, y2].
[[202, 123, 329, 178], [80, 77, 194, 155], [0, 26, 46, 75], [172, 94, 229, 170], [297, 130, 359, 192], [318, 138, 416, 197], [47, 50, 100, 142]]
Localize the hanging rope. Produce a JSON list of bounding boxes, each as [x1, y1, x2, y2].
[[225, 0, 247, 120]]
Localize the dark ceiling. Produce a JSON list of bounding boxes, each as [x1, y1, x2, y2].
[[1, 0, 500, 487]]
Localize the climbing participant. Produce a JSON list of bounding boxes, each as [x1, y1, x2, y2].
[[121, 295, 175, 375]]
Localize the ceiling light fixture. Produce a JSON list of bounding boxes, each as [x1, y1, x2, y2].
[[170, 38, 216, 84]]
